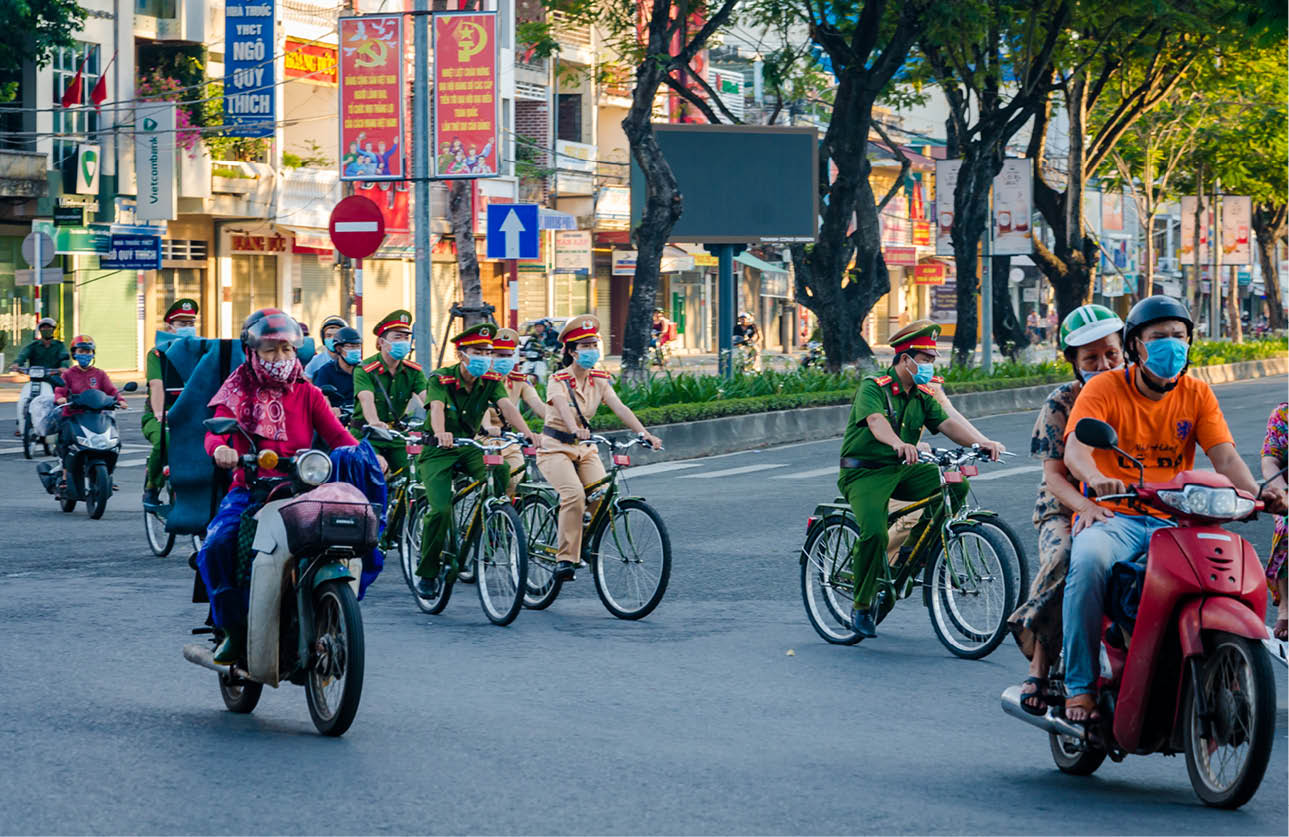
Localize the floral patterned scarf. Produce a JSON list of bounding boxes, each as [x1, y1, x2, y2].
[[208, 354, 305, 442]]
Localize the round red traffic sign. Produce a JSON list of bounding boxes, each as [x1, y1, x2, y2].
[[329, 195, 387, 260]]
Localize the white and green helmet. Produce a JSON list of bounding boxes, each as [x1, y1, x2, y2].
[[1059, 304, 1123, 349]]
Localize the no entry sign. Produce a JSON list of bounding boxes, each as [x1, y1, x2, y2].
[[329, 195, 387, 259]]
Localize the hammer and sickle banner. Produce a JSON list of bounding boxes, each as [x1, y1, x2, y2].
[[338, 14, 405, 182], [433, 10, 500, 179]]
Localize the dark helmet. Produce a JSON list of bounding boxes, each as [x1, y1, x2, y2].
[[241, 308, 304, 351], [332, 326, 362, 346], [1123, 295, 1193, 362], [320, 315, 348, 334]]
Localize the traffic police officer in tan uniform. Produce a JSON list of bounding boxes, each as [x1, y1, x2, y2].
[[479, 327, 546, 498], [537, 315, 662, 580], [839, 319, 1005, 637]]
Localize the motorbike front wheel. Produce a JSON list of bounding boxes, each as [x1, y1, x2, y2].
[[306, 580, 365, 737], [1183, 631, 1276, 808], [219, 670, 263, 714], [22, 416, 35, 460], [85, 462, 111, 520]]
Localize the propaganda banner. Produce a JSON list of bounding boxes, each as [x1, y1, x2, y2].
[[992, 159, 1033, 255], [338, 15, 405, 182], [1180, 196, 1212, 265], [1220, 195, 1252, 265], [285, 37, 338, 85], [434, 11, 500, 179], [934, 159, 961, 256]]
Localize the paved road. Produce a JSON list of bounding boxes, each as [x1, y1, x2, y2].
[[2, 379, 1285, 834]]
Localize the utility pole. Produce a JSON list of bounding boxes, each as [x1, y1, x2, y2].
[[1211, 179, 1222, 340], [413, 0, 432, 360]]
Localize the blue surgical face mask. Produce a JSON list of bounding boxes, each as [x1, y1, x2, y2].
[[576, 348, 601, 369], [343, 348, 362, 365], [464, 352, 491, 377], [173, 326, 196, 338], [491, 355, 516, 377], [1078, 364, 1123, 385], [386, 339, 411, 360], [324, 337, 337, 352], [913, 362, 934, 386], [1141, 337, 1188, 380], [74, 354, 93, 368]]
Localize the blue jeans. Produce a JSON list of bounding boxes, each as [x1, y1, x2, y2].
[[195, 487, 255, 630], [1062, 513, 1174, 696]]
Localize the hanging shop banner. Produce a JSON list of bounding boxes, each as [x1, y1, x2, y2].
[[433, 10, 500, 179], [934, 159, 961, 256], [1179, 196, 1212, 265], [1220, 195, 1252, 265], [884, 245, 918, 267], [553, 231, 592, 275], [992, 158, 1033, 256], [1102, 192, 1124, 232], [285, 37, 338, 85], [612, 250, 638, 276], [102, 234, 161, 270], [338, 15, 405, 181], [133, 102, 176, 221], [224, 0, 276, 138], [930, 281, 958, 322], [912, 221, 931, 247], [914, 262, 947, 285]]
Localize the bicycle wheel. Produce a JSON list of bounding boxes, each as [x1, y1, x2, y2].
[[454, 488, 480, 584], [968, 512, 1030, 606], [800, 516, 862, 645], [925, 522, 1015, 659], [144, 486, 175, 557], [475, 501, 528, 626], [518, 492, 562, 609], [589, 498, 670, 620], [400, 497, 452, 614]]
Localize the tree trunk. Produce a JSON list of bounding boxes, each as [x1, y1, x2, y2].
[[991, 255, 1027, 360], [1188, 167, 1203, 315], [1033, 77, 1095, 321], [1226, 267, 1243, 342], [449, 181, 486, 325], [1141, 211, 1154, 299], [948, 151, 1000, 365], [1253, 202, 1287, 330]]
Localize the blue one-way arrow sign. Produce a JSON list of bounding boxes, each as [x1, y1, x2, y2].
[[486, 203, 539, 260]]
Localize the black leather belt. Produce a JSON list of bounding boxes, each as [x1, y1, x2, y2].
[[840, 457, 888, 470], [543, 427, 578, 444]]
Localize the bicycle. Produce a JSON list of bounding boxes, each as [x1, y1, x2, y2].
[[516, 435, 671, 620], [393, 430, 530, 626], [798, 445, 1029, 658]]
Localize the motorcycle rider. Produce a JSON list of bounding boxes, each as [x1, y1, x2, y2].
[[414, 323, 537, 597], [199, 309, 359, 664], [304, 315, 349, 381], [10, 316, 70, 437], [529, 318, 560, 352], [1060, 296, 1264, 723], [838, 320, 1005, 638], [142, 299, 199, 507], [733, 311, 761, 369], [53, 335, 128, 487], [311, 326, 363, 416], [479, 327, 546, 498]]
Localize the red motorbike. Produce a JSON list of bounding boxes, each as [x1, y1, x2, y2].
[[1003, 417, 1281, 809]]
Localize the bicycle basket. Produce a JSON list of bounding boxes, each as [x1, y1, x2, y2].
[[277, 483, 380, 555]]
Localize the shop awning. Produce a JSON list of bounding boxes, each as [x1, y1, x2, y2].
[[735, 251, 788, 274]]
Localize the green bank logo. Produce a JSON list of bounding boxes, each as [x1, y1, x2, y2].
[[75, 143, 101, 194], [80, 148, 97, 184], [143, 117, 158, 131]]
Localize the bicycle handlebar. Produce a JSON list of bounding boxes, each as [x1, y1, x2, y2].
[[582, 433, 662, 452], [916, 444, 1015, 467]]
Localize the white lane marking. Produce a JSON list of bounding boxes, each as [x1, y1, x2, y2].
[[115, 458, 148, 468], [0, 444, 148, 456], [771, 466, 839, 480], [969, 464, 1041, 482], [679, 463, 787, 479], [621, 462, 704, 478]]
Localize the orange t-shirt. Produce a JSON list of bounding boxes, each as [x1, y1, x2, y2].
[[1064, 366, 1236, 516]]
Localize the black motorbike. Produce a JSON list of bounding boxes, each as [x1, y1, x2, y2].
[[799, 341, 825, 370], [37, 381, 138, 519]]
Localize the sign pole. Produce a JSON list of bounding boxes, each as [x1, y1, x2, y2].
[[981, 206, 993, 374], [33, 232, 42, 316], [413, 0, 432, 365], [355, 258, 363, 339], [713, 243, 737, 380], [508, 259, 519, 329]]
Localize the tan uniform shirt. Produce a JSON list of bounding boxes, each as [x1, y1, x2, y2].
[[480, 371, 539, 436], [541, 368, 611, 440]]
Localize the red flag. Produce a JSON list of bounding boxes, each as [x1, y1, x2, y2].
[[90, 51, 116, 111], [59, 55, 85, 108]]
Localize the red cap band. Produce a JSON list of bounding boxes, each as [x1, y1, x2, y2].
[[892, 335, 937, 354]]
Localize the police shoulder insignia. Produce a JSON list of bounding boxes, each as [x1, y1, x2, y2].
[[438, 375, 457, 386], [402, 360, 422, 371], [363, 360, 383, 373], [930, 375, 944, 384], [481, 371, 503, 381], [589, 369, 611, 379], [874, 375, 892, 386], [917, 383, 935, 395], [507, 371, 527, 382]]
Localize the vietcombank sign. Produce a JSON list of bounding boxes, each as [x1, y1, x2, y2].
[[133, 103, 176, 221]]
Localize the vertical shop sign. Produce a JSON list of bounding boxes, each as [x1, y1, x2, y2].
[[224, 0, 276, 138], [339, 14, 405, 181], [433, 11, 500, 178], [991, 159, 1033, 255], [934, 159, 961, 256], [133, 102, 176, 221], [1220, 195, 1252, 265]]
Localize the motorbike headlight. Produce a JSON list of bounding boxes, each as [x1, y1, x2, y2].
[[295, 449, 332, 486], [1157, 485, 1255, 519], [75, 435, 90, 447]]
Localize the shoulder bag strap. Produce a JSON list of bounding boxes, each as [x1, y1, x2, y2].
[[563, 378, 591, 430]]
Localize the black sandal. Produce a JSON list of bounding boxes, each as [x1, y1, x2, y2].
[[1020, 676, 1048, 716]]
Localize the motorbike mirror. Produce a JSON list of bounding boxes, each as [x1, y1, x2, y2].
[[122, 381, 139, 393], [204, 417, 240, 435], [1074, 418, 1118, 449]]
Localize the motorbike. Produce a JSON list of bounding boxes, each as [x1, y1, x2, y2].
[[36, 381, 138, 519], [799, 341, 825, 370], [1001, 417, 1281, 809], [183, 416, 374, 736], [17, 365, 64, 459], [518, 337, 554, 386]]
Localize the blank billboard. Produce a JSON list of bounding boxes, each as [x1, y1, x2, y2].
[[630, 125, 818, 243]]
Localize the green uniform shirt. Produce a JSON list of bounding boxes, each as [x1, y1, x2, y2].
[[143, 349, 164, 418], [15, 339, 69, 369], [351, 354, 428, 429], [423, 363, 507, 438], [839, 367, 949, 465]]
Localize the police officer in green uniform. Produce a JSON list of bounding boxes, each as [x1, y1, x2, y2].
[[839, 320, 1006, 637], [352, 310, 426, 476], [141, 299, 199, 506], [414, 323, 536, 597]]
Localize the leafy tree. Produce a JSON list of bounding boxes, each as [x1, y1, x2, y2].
[[0, 0, 85, 102]]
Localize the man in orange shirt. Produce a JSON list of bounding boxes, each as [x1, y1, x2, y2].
[[1060, 296, 1260, 722]]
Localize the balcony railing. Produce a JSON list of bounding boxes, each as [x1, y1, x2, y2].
[[549, 11, 592, 48]]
